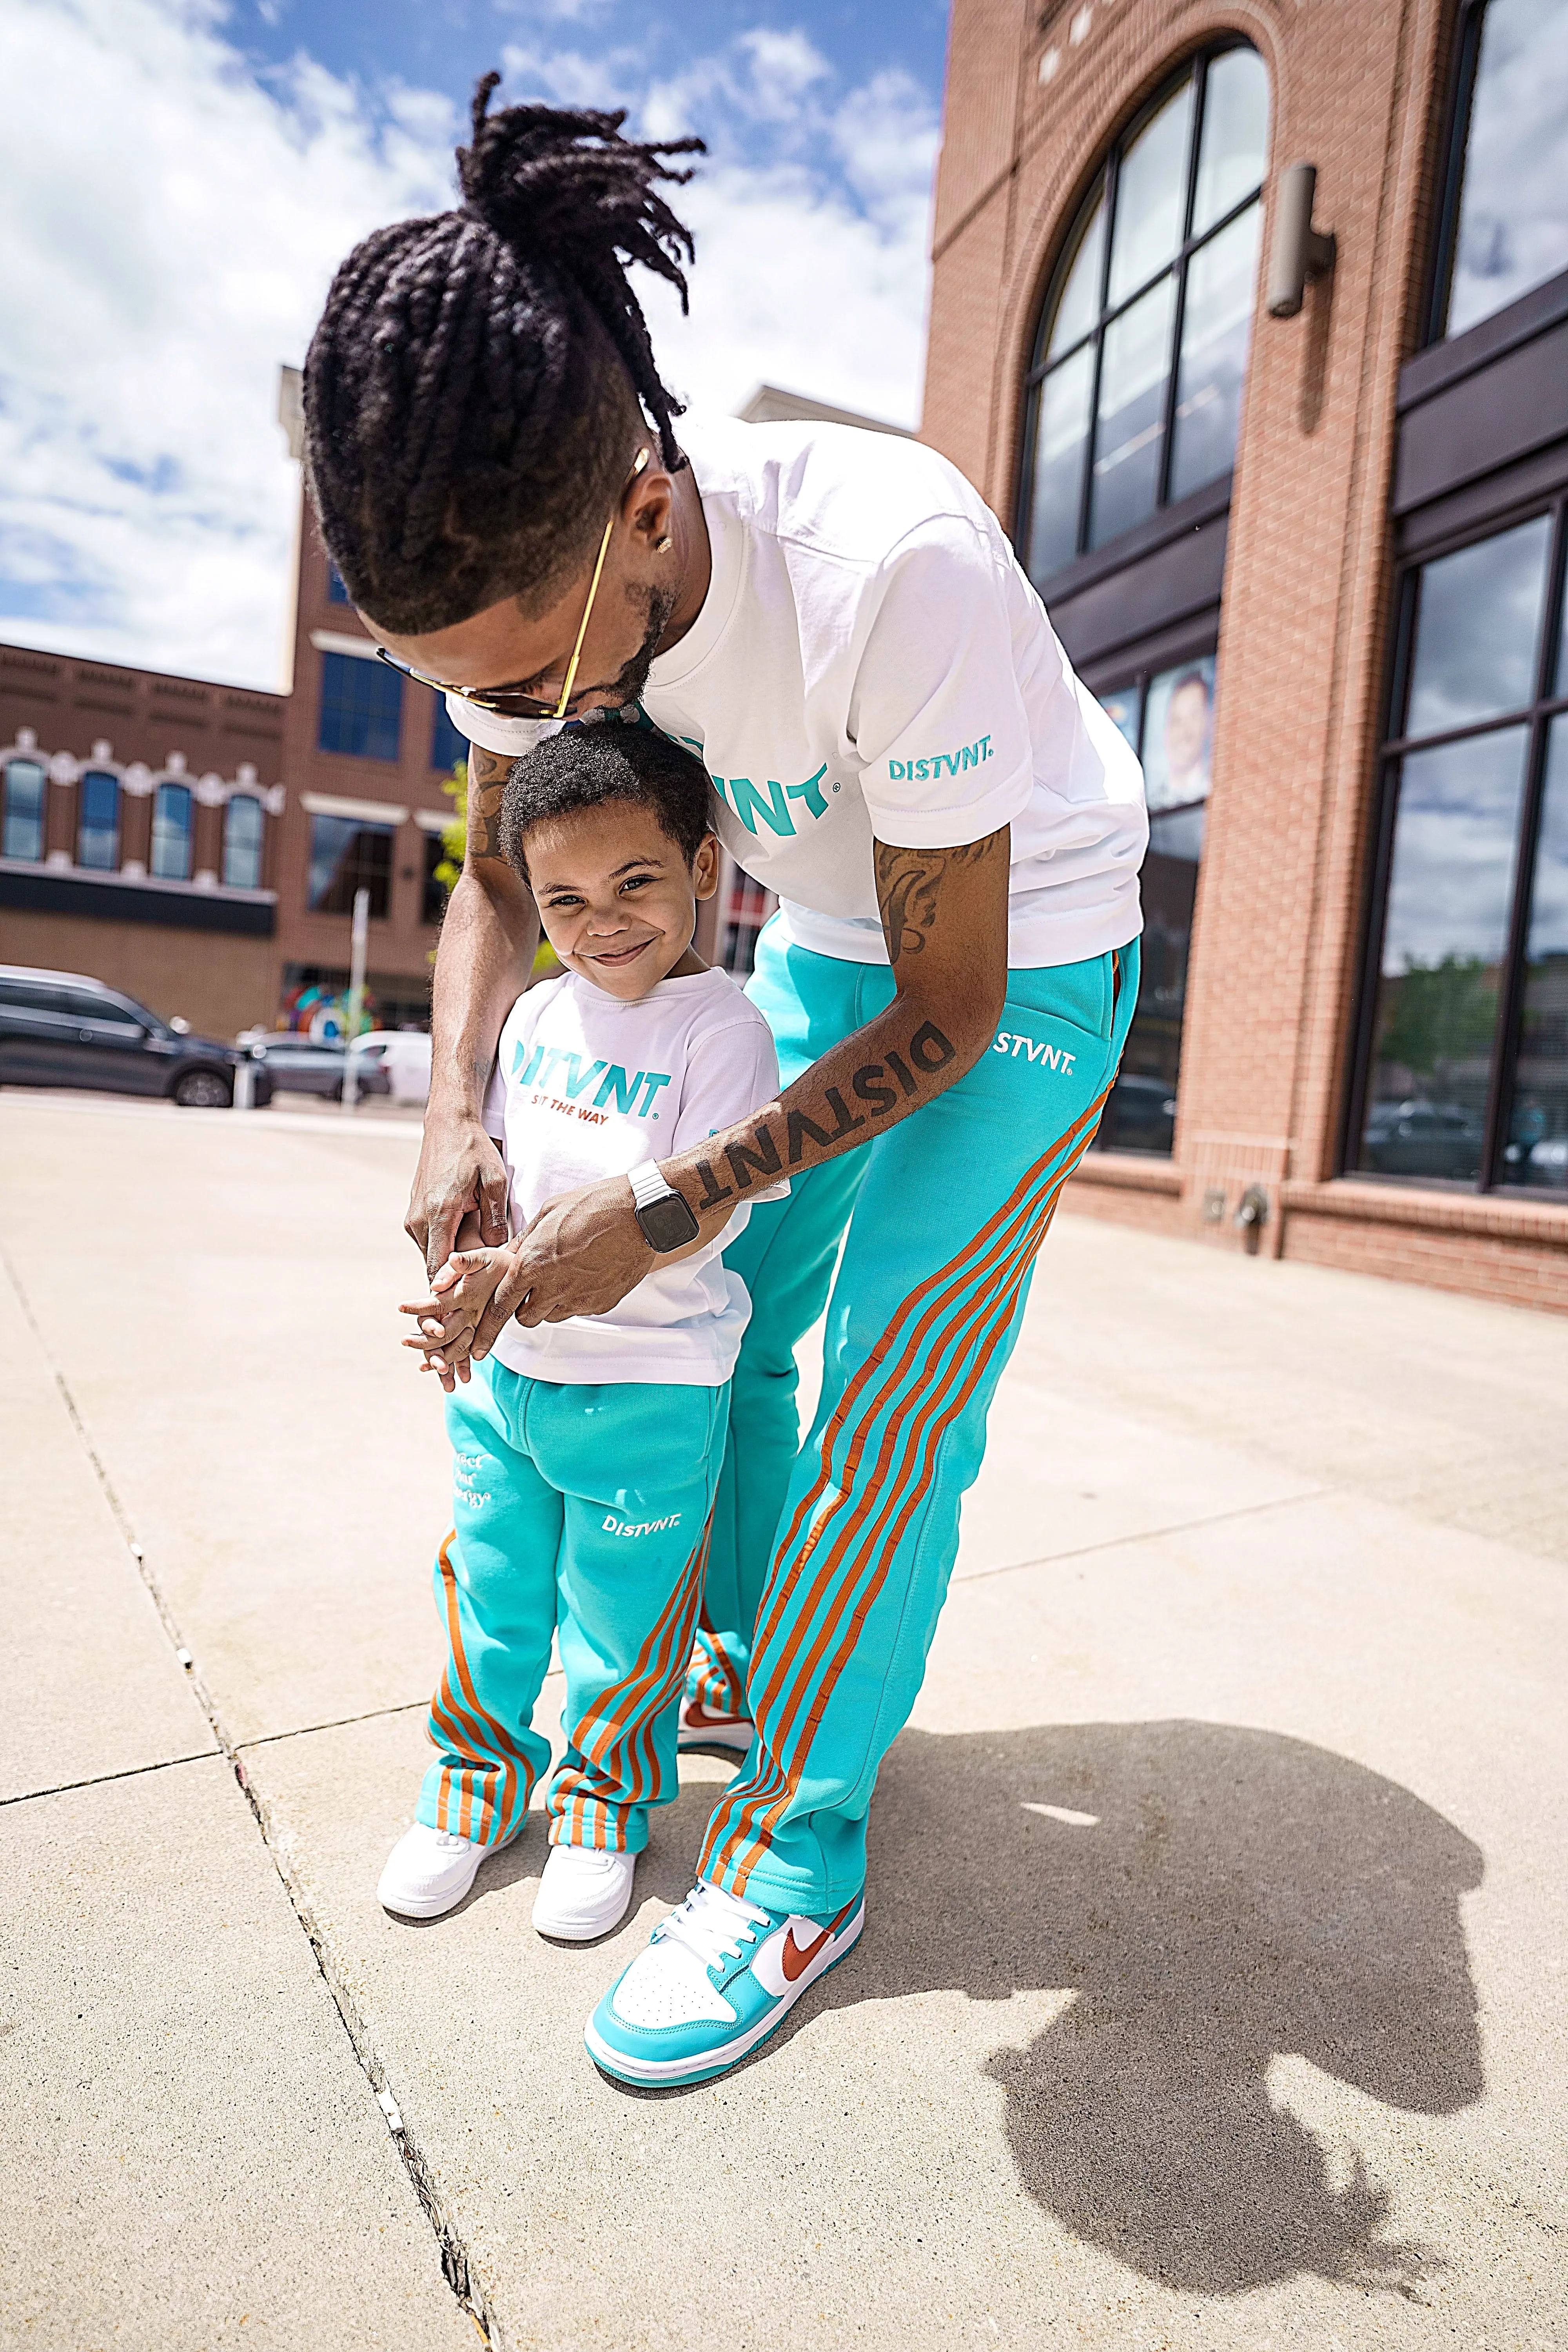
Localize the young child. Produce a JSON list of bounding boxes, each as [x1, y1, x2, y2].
[[378, 720, 783, 1941]]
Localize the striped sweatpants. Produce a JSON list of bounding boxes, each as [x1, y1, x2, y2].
[[695, 920, 1140, 1915], [418, 1370, 726, 1853]]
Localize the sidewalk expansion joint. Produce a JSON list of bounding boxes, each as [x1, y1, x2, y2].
[[0, 1749, 219, 1809], [234, 1699, 430, 1752], [2, 1241, 502, 2350], [952, 1486, 1328, 1584]]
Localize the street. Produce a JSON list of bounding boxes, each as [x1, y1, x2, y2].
[[2, 1089, 1564, 2350]]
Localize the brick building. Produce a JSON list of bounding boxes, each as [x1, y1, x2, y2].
[[923, 0, 1568, 1308], [0, 433, 463, 1042]]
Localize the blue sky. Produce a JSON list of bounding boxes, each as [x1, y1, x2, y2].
[[0, 0, 947, 690]]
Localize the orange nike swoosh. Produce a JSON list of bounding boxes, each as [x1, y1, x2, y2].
[[780, 1924, 831, 1983], [684, 1701, 748, 1731]]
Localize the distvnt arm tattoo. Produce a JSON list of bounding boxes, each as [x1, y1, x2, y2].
[[466, 743, 512, 863], [662, 826, 1011, 1224]]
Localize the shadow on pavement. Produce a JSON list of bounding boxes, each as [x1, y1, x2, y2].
[[818, 1720, 1484, 2297]]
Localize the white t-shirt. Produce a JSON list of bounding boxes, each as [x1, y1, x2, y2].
[[481, 965, 783, 1387], [448, 416, 1147, 968]]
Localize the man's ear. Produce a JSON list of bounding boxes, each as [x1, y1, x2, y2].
[[692, 833, 720, 900]]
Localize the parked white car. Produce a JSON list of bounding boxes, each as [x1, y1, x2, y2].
[[354, 1028, 431, 1106]]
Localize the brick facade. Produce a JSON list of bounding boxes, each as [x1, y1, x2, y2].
[[922, 0, 1568, 1311]]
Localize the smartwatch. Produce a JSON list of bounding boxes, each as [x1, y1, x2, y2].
[[628, 1160, 701, 1253]]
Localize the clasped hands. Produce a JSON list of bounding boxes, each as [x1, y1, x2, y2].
[[400, 1171, 656, 1390]]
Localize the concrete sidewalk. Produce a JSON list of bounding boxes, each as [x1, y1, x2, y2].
[[2, 1089, 1564, 2350]]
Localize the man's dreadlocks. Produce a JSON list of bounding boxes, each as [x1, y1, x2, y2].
[[303, 74, 702, 635]]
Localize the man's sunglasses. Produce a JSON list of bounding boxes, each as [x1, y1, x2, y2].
[[372, 448, 651, 722]]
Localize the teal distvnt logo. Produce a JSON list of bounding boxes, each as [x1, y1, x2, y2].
[[709, 763, 830, 839], [514, 1042, 671, 1117], [889, 735, 994, 782]]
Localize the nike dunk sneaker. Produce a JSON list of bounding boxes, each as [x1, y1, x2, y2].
[[676, 1695, 753, 1753], [584, 1878, 864, 2086]]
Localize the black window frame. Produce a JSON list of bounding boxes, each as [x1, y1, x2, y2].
[[1344, 488, 1568, 1193], [1016, 38, 1268, 579], [1424, 0, 1568, 349]]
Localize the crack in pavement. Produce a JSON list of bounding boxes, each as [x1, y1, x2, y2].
[[951, 1487, 1328, 1584], [2, 1241, 500, 2349]]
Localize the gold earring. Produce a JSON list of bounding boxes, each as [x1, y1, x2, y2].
[[652, 533, 673, 554]]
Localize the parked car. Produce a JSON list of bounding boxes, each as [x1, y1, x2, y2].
[[1360, 1098, 1486, 1180], [248, 1033, 392, 1101], [0, 965, 270, 1107], [354, 1027, 431, 1105]]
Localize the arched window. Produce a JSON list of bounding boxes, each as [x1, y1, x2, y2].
[[1430, 0, 1568, 343], [1019, 44, 1270, 580], [3, 758, 46, 862], [78, 769, 120, 871], [223, 793, 264, 890], [151, 780, 193, 881]]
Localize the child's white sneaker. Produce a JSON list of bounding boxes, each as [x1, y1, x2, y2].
[[377, 1822, 488, 1919], [532, 1844, 636, 1941]]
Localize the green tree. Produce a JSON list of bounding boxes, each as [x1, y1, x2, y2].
[[1379, 955, 1497, 1082]]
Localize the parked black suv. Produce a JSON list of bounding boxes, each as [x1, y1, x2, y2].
[[0, 965, 271, 1107]]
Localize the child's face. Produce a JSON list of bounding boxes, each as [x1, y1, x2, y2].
[[523, 801, 718, 1000]]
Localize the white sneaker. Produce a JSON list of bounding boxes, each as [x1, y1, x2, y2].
[[532, 1844, 637, 1941], [677, 1694, 754, 1753], [377, 1822, 489, 1919]]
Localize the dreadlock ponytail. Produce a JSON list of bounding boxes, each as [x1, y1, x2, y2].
[[303, 74, 702, 634]]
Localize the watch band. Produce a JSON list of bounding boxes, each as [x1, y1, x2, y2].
[[627, 1160, 701, 1253], [628, 1160, 677, 1212]]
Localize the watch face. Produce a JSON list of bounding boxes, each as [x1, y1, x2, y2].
[[638, 1192, 701, 1252]]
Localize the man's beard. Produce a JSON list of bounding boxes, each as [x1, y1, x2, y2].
[[609, 581, 679, 708]]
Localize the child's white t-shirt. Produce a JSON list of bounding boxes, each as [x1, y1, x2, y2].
[[447, 415, 1147, 970], [481, 965, 783, 1387]]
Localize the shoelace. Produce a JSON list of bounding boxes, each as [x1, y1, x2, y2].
[[656, 1880, 772, 1974]]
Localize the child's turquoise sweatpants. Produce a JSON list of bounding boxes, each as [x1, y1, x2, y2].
[[419, 1365, 728, 1854], [694, 920, 1139, 1914]]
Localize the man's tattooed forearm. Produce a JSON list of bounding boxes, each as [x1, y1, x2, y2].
[[467, 747, 511, 862], [875, 829, 1008, 963], [690, 1021, 958, 1205]]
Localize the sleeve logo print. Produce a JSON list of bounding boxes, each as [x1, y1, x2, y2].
[[889, 735, 993, 782]]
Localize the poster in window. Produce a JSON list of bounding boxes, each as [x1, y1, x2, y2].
[[1142, 656, 1216, 813]]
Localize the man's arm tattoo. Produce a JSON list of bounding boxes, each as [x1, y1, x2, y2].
[[466, 746, 511, 863], [875, 831, 1008, 964]]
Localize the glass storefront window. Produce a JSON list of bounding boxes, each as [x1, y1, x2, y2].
[[150, 780, 193, 881], [223, 793, 264, 891], [1436, 0, 1568, 342], [307, 814, 392, 919], [1354, 503, 1568, 1190], [78, 769, 119, 871], [1019, 44, 1269, 581], [1093, 653, 1217, 1156], [2, 757, 46, 861]]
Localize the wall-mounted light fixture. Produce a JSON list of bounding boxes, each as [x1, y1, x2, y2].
[[1267, 164, 1336, 318]]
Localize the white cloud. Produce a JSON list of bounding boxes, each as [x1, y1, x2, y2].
[[0, 0, 936, 691]]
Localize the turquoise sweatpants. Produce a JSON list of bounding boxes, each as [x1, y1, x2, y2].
[[419, 1365, 728, 1854], [694, 920, 1139, 1913]]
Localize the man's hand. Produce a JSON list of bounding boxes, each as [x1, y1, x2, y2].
[[468, 1181, 652, 1356], [400, 1245, 511, 1391], [406, 1111, 510, 1280], [480, 828, 1011, 1329]]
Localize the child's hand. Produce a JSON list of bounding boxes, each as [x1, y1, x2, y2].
[[399, 1246, 511, 1393]]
